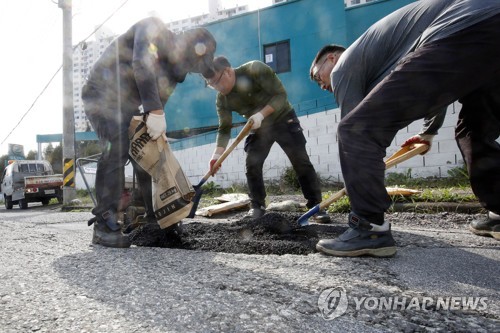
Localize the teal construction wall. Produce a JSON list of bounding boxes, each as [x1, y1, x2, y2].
[[344, 0, 415, 43], [167, 0, 344, 134], [166, 0, 417, 148]]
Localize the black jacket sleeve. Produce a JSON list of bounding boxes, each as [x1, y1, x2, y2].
[[420, 107, 447, 135], [131, 17, 173, 112]]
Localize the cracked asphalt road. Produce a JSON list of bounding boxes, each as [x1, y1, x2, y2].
[[0, 203, 498, 332]]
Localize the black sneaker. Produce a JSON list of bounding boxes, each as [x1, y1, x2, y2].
[[246, 206, 266, 218], [312, 210, 331, 223], [470, 211, 500, 240], [316, 212, 396, 257], [91, 211, 131, 248]]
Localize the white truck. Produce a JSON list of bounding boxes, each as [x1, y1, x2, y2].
[[1, 160, 63, 209]]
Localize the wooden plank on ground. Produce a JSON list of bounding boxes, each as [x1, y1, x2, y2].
[[196, 199, 250, 217]]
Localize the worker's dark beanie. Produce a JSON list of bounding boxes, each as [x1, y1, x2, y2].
[[183, 27, 217, 78], [183, 27, 216, 50]]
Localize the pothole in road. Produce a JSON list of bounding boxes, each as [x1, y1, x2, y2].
[[128, 212, 345, 255]]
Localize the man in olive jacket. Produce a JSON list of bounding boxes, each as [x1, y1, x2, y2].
[[204, 56, 329, 222]]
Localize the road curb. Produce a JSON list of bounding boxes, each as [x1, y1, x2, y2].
[[57, 202, 486, 215], [391, 202, 485, 214], [61, 205, 93, 212]]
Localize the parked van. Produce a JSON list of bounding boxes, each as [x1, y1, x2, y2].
[[1, 160, 63, 209]]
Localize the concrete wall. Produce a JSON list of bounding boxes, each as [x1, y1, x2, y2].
[[174, 102, 465, 189]]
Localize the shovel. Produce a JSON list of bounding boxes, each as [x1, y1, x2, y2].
[[187, 120, 254, 218], [297, 143, 429, 226]]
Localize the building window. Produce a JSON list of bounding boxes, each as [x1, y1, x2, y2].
[[263, 40, 290, 74], [345, 0, 376, 7]]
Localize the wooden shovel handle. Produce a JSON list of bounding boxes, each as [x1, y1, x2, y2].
[[385, 143, 428, 169], [201, 120, 254, 182], [318, 143, 429, 211]]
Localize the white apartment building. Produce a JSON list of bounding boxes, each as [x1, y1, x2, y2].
[[72, 28, 115, 132], [165, 0, 248, 33]]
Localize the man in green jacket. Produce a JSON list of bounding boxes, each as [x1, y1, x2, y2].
[[204, 56, 329, 222]]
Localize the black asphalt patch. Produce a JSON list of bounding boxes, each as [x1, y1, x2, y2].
[[128, 212, 346, 255]]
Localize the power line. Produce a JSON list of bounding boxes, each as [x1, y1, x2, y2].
[[1, 0, 130, 147], [1, 66, 62, 146], [73, 0, 130, 51]]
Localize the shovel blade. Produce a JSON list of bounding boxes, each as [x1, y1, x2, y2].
[[297, 205, 319, 226]]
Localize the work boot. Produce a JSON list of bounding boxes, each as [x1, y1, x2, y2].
[[312, 209, 331, 223], [165, 221, 184, 237], [246, 205, 266, 218], [123, 213, 157, 234], [136, 213, 158, 225], [316, 212, 396, 257], [90, 211, 131, 248], [470, 211, 500, 240]]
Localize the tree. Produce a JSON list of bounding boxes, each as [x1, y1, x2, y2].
[[0, 154, 9, 170], [43, 143, 63, 173], [82, 141, 102, 157], [75, 140, 102, 158], [44, 143, 54, 160], [41, 141, 101, 175], [51, 144, 63, 174], [26, 150, 38, 160]]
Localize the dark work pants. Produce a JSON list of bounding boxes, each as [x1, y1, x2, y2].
[[337, 14, 500, 221], [456, 82, 500, 213], [82, 83, 154, 218], [244, 111, 322, 209]]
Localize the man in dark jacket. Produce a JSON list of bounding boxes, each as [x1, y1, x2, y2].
[[204, 56, 329, 222], [310, 0, 500, 257], [82, 17, 216, 248]]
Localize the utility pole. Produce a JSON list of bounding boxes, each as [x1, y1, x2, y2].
[[59, 0, 76, 204]]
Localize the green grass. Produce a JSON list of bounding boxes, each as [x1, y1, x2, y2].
[[385, 165, 470, 188], [318, 165, 476, 214], [398, 188, 476, 203], [321, 187, 477, 214]]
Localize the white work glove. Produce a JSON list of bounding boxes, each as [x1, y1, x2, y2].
[[146, 113, 167, 140], [249, 112, 265, 130], [209, 152, 222, 176], [401, 134, 434, 155]]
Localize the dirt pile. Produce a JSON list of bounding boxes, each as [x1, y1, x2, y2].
[[129, 212, 345, 255]]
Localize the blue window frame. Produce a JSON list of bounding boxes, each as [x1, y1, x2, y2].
[[263, 40, 291, 73]]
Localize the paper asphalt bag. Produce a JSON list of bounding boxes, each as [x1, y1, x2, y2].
[[129, 117, 194, 229]]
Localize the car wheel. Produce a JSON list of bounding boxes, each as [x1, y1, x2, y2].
[[19, 199, 28, 209], [5, 196, 13, 210]]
